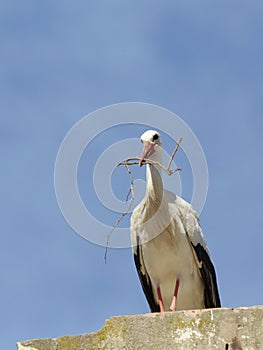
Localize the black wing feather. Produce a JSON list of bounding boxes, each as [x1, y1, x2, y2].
[[192, 242, 221, 308], [133, 236, 160, 312]]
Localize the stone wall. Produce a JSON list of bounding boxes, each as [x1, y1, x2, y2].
[[17, 306, 263, 350]]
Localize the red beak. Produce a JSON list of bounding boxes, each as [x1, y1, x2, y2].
[[139, 141, 155, 167]]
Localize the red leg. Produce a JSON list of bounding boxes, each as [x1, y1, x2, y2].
[[157, 285, 165, 314], [169, 278, 180, 311]]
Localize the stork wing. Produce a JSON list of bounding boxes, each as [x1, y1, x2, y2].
[[189, 240, 221, 308], [132, 235, 160, 312], [176, 196, 221, 308]]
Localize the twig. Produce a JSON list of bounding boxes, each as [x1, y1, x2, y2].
[[117, 158, 181, 175], [104, 163, 135, 264], [166, 137, 183, 172], [104, 137, 182, 262]]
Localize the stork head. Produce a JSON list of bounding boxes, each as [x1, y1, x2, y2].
[[139, 130, 163, 166]]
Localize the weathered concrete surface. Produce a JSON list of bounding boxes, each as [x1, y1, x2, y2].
[[17, 306, 263, 350]]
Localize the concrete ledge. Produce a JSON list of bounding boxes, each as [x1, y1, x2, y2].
[[17, 306, 263, 350]]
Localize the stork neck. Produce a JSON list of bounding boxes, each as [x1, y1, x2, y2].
[[145, 164, 163, 201]]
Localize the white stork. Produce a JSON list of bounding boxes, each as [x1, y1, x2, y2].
[[130, 130, 221, 312]]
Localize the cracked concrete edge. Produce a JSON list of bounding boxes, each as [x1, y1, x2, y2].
[[17, 306, 263, 350]]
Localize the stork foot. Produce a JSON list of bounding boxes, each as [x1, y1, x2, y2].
[[169, 278, 180, 312], [157, 285, 165, 316]]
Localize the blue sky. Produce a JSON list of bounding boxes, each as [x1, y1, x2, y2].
[[1, 1, 263, 349]]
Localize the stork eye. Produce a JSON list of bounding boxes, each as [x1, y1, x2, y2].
[[152, 134, 159, 141]]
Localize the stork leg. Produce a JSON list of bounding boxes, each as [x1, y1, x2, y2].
[[169, 278, 180, 311], [157, 285, 165, 314]]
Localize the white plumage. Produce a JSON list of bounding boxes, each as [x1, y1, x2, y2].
[[131, 130, 220, 312]]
